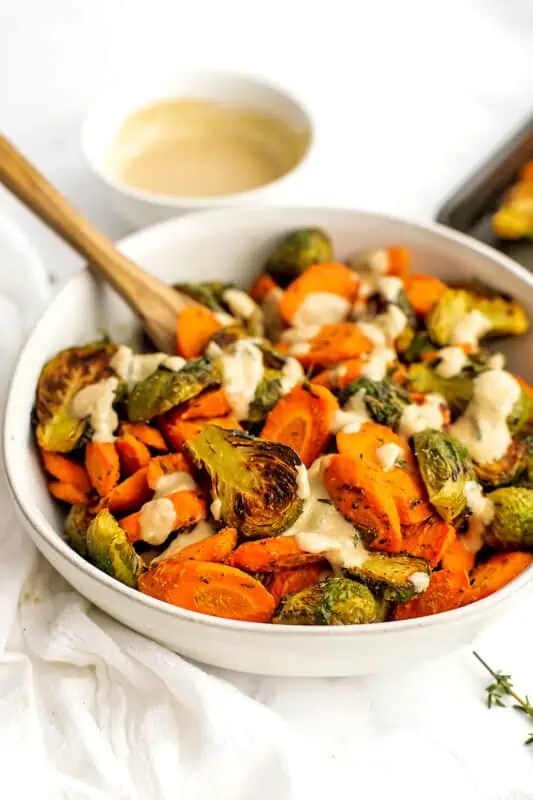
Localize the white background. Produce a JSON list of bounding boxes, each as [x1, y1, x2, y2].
[[2, 1, 533, 797]]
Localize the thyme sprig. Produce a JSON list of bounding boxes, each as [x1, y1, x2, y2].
[[473, 651, 533, 746]]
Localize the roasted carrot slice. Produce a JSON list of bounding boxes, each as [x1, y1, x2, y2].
[[145, 560, 276, 622], [387, 245, 410, 279], [85, 441, 120, 496], [176, 305, 222, 359], [260, 384, 338, 466], [48, 481, 88, 505], [40, 451, 90, 493], [115, 434, 151, 475], [337, 421, 432, 526], [179, 389, 232, 420], [402, 517, 456, 567], [103, 467, 151, 514], [324, 453, 402, 553], [393, 569, 469, 620], [440, 536, 476, 573], [120, 423, 168, 451], [159, 416, 241, 452], [146, 452, 193, 490], [466, 552, 533, 603], [266, 563, 328, 606], [279, 262, 358, 324], [119, 489, 207, 543], [404, 273, 447, 316], [249, 273, 280, 303], [311, 358, 365, 390], [227, 535, 326, 572], [390, 362, 408, 386], [294, 323, 373, 368]]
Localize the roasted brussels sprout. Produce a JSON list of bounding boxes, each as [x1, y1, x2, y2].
[[247, 368, 283, 425], [265, 227, 333, 287], [86, 509, 143, 587], [185, 424, 304, 537], [127, 357, 222, 422], [273, 577, 381, 625], [35, 341, 117, 452], [173, 281, 231, 312], [339, 377, 411, 429], [208, 325, 247, 351], [413, 430, 474, 522], [346, 553, 431, 603], [474, 439, 528, 488], [398, 331, 435, 363], [407, 363, 474, 417], [64, 504, 91, 556], [427, 289, 528, 347], [485, 487, 533, 550], [506, 388, 531, 436]]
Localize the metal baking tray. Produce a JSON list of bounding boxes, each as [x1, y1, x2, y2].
[[436, 114, 533, 270]]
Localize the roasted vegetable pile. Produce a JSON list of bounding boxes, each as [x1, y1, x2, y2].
[[33, 229, 533, 624], [493, 160, 533, 240]]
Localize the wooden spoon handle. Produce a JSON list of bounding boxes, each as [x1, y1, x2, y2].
[[0, 133, 193, 352]]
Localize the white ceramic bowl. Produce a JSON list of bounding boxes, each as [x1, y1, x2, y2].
[[5, 207, 533, 677], [81, 69, 314, 228]]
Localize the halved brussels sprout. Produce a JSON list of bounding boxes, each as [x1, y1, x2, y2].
[[265, 227, 333, 287], [427, 289, 528, 347], [35, 341, 117, 452], [247, 368, 283, 425], [185, 424, 304, 537], [397, 331, 435, 363], [407, 363, 475, 417], [507, 388, 531, 436], [413, 430, 474, 521], [64, 503, 91, 556], [339, 377, 411, 429], [127, 357, 222, 422], [346, 553, 431, 603], [474, 439, 527, 488], [208, 325, 248, 351], [273, 577, 380, 625], [86, 508, 143, 588], [173, 281, 231, 312], [485, 487, 533, 550]]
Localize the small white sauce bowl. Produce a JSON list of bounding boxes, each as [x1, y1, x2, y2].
[[81, 69, 314, 228]]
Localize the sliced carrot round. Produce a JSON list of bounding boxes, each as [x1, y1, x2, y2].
[[176, 305, 222, 358], [279, 263, 358, 324]]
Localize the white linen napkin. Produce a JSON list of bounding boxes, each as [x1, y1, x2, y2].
[[1, 224, 533, 800]]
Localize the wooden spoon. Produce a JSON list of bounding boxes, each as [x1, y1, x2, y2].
[[0, 133, 195, 353]]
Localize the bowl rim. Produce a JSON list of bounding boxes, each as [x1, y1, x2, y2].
[[81, 67, 315, 208], [5, 205, 533, 637]]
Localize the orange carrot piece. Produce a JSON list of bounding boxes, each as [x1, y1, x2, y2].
[[520, 160, 533, 181], [260, 384, 338, 466], [103, 467, 151, 514], [159, 416, 241, 452], [311, 358, 365, 390], [120, 423, 168, 451], [266, 563, 327, 606], [440, 536, 476, 573], [179, 389, 232, 420], [386, 246, 410, 279], [227, 535, 326, 572], [324, 453, 402, 553], [466, 552, 533, 603], [404, 273, 447, 316], [176, 305, 222, 359], [393, 569, 470, 620], [249, 273, 279, 303], [295, 323, 373, 368], [390, 362, 408, 386], [402, 517, 456, 567], [151, 560, 276, 622], [337, 421, 432, 525], [41, 451, 90, 493], [119, 489, 207, 543], [147, 452, 193, 490], [85, 441, 120, 496], [279, 263, 358, 324], [115, 434, 151, 475], [48, 481, 88, 505]]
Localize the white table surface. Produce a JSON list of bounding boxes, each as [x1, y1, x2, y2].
[[2, 1, 533, 797]]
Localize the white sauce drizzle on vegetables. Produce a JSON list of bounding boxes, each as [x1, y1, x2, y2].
[[151, 520, 215, 564], [220, 339, 264, 420], [331, 390, 370, 434], [110, 344, 185, 387], [449, 369, 520, 464], [222, 288, 258, 320], [292, 293, 350, 327], [399, 394, 445, 439], [284, 458, 369, 569], [154, 471, 196, 498], [280, 325, 320, 345], [289, 342, 311, 356], [409, 572, 430, 593], [451, 310, 491, 349], [279, 357, 304, 395], [214, 311, 236, 326], [357, 322, 396, 381], [210, 497, 222, 520], [462, 481, 494, 554], [296, 463, 311, 499], [139, 470, 198, 545], [378, 276, 403, 303], [71, 377, 119, 442], [376, 442, 403, 472], [435, 346, 467, 378], [487, 352, 505, 370]]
